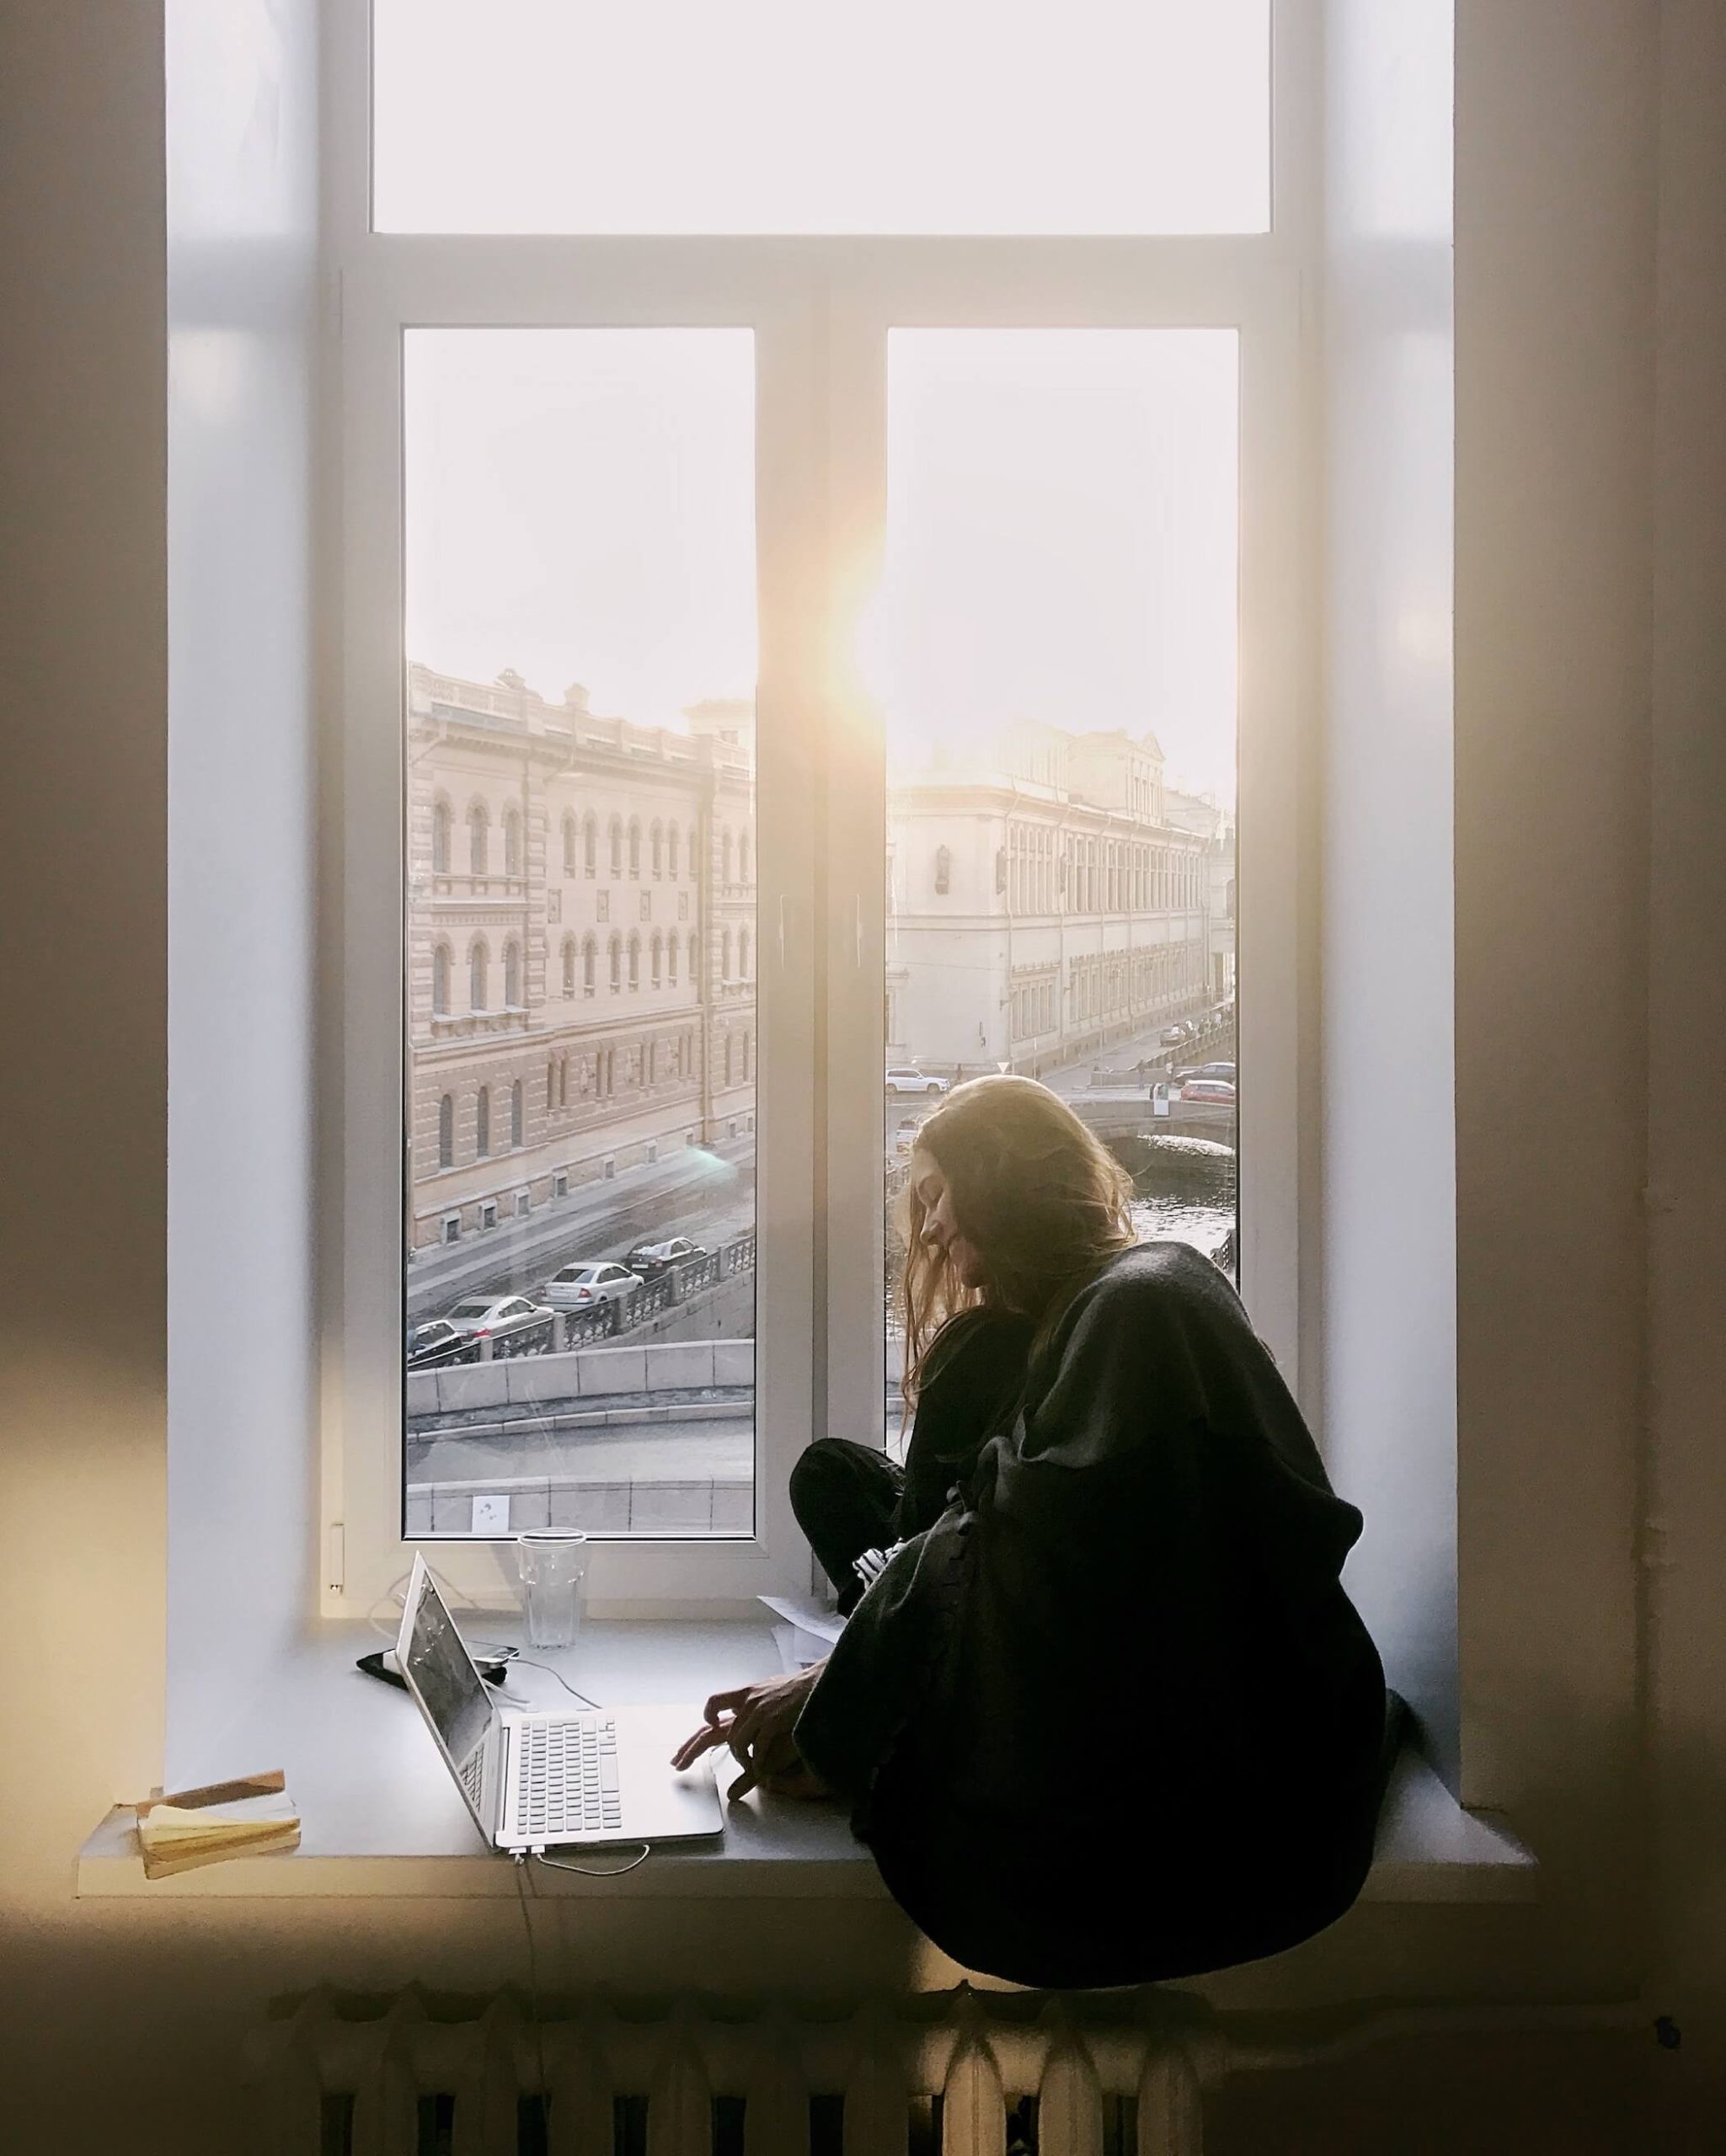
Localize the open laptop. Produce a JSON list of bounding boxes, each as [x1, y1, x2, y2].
[[394, 1556, 724, 1854]]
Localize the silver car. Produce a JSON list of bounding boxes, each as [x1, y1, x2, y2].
[[541, 1260, 643, 1313]]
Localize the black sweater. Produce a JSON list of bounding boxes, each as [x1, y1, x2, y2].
[[795, 1241, 1398, 1988]]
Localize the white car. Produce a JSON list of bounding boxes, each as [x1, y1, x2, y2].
[[884, 1065, 947, 1095], [541, 1260, 643, 1312], [440, 1294, 556, 1353]]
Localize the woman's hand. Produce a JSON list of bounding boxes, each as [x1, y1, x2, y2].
[[670, 1662, 832, 1801]]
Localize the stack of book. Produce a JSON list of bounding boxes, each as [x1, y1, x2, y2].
[[134, 1769, 300, 1879]]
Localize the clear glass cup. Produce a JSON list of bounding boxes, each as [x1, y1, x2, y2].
[[516, 1531, 589, 1651]]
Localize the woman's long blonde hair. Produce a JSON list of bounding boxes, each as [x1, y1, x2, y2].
[[893, 1075, 1137, 1405]]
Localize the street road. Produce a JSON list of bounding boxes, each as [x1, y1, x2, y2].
[[408, 1414, 754, 1492]]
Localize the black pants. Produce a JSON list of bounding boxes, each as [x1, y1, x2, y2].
[[790, 1438, 904, 1614]]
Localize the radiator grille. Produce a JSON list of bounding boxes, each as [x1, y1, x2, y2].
[[253, 1986, 1210, 2156]]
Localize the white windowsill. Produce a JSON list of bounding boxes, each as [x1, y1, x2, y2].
[[76, 1620, 1536, 1903]]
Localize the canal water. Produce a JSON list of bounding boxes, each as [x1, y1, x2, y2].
[[1114, 1129, 1238, 1276]]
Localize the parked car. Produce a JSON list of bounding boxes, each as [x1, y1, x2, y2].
[[623, 1236, 708, 1281], [1159, 1022, 1196, 1047], [540, 1261, 643, 1313], [884, 1065, 948, 1095], [440, 1294, 557, 1355], [1180, 1077, 1237, 1106], [406, 1317, 480, 1370], [1187, 1060, 1236, 1082]]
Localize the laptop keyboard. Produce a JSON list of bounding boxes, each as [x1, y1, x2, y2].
[[515, 1715, 622, 1841]]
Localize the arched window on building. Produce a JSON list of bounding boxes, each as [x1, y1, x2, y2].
[[433, 942, 451, 1016], [934, 845, 951, 896], [431, 798, 452, 874], [558, 1056, 569, 1107], [608, 933, 622, 991], [724, 1033, 734, 1086], [650, 820, 664, 877], [561, 937, 576, 998], [628, 818, 642, 877], [583, 812, 597, 875], [562, 813, 577, 878], [647, 1039, 657, 1085], [667, 934, 678, 986], [739, 828, 751, 883], [688, 931, 699, 982], [504, 940, 521, 1008], [739, 928, 750, 979], [504, 807, 522, 878], [721, 927, 733, 980], [510, 1080, 523, 1149], [546, 1057, 555, 1109], [468, 803, 489, 877], [476, 1086, 491, 1156], [628, 932, 640, 990], [582, 934, 596, 995], [437, 1093, 453, 1170], [741, 1028, 751, 1081], [608, 816, 623, 878], [667, 823, 680, 878], [468, 939, 488, 1011], [651, 932, 663, 989]]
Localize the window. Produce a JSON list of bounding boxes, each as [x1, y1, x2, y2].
[[437, 1092, 453, 1170], [372, 1, 1272, 237], [480, 1198, 498, 1230], [432, 942, 451, 1016], [441, 1213, 461, 1246], [431, 798, 451, 873], [334, 4, 1295, 1618]]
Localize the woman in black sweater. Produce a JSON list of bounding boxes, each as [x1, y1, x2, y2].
[[674, 1075, 1401, 1987]]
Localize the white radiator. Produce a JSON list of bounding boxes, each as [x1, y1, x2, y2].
[[248, 1984, 1212, 2156]]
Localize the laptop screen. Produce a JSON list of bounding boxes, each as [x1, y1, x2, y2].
[[401, 1563, 495, 1769]]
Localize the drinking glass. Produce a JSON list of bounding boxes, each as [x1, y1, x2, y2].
[[516, 1531, 588, 1650]]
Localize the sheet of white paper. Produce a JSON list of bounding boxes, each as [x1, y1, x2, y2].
[[758, 1593, 847, 1644]]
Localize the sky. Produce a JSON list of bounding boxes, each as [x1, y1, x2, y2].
[[405, 326, 1240, 801]]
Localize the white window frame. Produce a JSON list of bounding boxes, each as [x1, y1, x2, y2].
[[319, 0, 1316, 1617]]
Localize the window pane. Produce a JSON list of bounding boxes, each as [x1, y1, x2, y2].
[[881, 331, 1239, 1447], [403, 329, 758, 1540], [374, 1, 1269, 236]]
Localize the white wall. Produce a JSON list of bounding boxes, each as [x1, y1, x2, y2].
[[163, 0, 321, 1778], [1319, 0, 1460, 1780], [1646, 0, 1726, 2097]]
